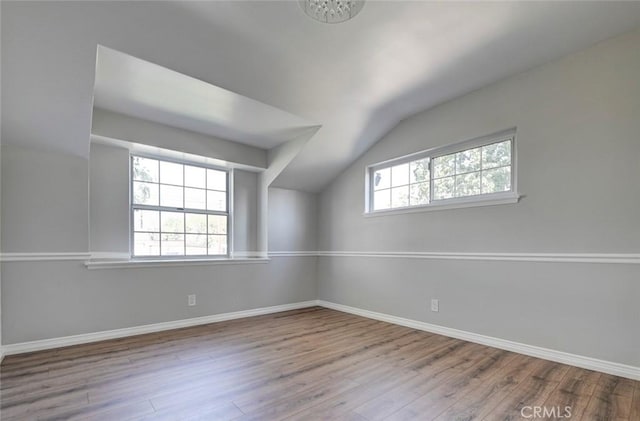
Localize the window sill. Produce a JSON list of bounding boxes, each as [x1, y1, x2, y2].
[[364, 193, 520, 218], [84, 257, 270, 270]]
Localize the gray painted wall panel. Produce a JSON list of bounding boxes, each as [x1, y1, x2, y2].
[[92, 108, 267, 170], [2, 257, 316, 344], [317, 30, 640, 366], [318, 256, 640, 367], [1, 146, 89, 252], [90, 143, 130, 253], [234, 170, 258, 253], [319, 30, 640, 253], [1, 145, 317, 344], [268, 188, 317, 252]]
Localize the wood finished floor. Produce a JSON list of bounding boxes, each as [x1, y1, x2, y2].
[[1, 307, 638, 421]]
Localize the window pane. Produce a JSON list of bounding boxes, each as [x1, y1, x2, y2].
[[207, 190, 226, 211], [482, 166, 511, 193], [373, 189, 391, 210], [433, 154, 455, 178], [185, 187, 206, 210], [133, 181, 159, 206], [391, 186, 409, 208], [433, 176, 455, 200], [134, 232, 159, 256], [410, 159, 429, 183], [133, 210, 159, 232], [160, 185, 184, 208], [207, 169, 227, 191], [184, 165, 206, 188], [186, 234, 207, 256], [161, 234, 184, 256], [208, 235, 227, 255], [133, 157, 159, 182], [373, 167, 390, 190], [456, 147, 481, 174], [161, 211, 184, 233], [482, 141, 511, 169], [160, 161, 183, 185], [455, 172, 481, 197], [208, 215, 227, 234], [185, 213, 207, 234], [391, 163, 409, 187], [410, 182, 430, 206]]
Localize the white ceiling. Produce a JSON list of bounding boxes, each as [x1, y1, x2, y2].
[[3, 1, 640, 191], [93, 46, 319, 150]]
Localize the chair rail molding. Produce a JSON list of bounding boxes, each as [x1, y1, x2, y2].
[[2, 251, 639, 264]]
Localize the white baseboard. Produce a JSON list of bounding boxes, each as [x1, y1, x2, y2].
[[316, 300, 640, 381], [3, 299, 638, 381], [1, 301, 318, 356]]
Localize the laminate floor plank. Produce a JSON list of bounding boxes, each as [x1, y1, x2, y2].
[[630, 382, 640, 421], [431, 353, 547, 421], [282, 367, 421, 421], [478, 360, 566, 421], [1, 307, 637, 421], [583, 374, 636, 421], [234, 377, 361, 420], [383, 349, 517, 420]]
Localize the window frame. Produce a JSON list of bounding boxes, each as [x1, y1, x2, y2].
[[129, 153, 233, 260], [365, 128, 518, 215]]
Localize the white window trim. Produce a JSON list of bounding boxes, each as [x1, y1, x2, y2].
[[365, 128, 519, 215], [130, 153, 234, 260]]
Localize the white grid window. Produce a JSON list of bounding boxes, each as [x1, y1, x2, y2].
[[368, 130, 516, 213], [131, 156, 229, 258]]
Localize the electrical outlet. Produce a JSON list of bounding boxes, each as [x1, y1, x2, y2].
[[188, 294, 196, 306], [431, 298, 439, 312]]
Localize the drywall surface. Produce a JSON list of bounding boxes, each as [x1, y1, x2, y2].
[[268, 188, 317, 252], [1, 146, 89, 253], [1, 143, 316, 344], [317, 29, 640, 366], [2, 257, 316, 344], [234, 170, 258, 253], [90, 143, 130, 253], [92, 108, 267, 170]]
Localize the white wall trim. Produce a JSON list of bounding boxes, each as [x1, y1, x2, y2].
[[315, 251, 640, 264], [1, 301, 318, 356], [89, 251, 316, 259], [316, 300, 640, 381], [364, 193, 520, 217], [268, 251, 320, 257], [2, 251, 639, 264], [0, 252, 92, 262], [3, 299, 638, 380], [84, 257, 270, 270]]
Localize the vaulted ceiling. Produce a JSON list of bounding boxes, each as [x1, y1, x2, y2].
[[2, 1, 640, 191]]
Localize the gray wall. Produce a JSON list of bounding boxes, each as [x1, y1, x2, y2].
[[90, 143, 129, 253], [2, 257, 316, 344], [2, 146, 89, 252], [234, 170, 258, 253], [317, 30, 640, 366], [92, 108, 267, 170], [1, 143, 317, 344], [268, 187, 317, 252]]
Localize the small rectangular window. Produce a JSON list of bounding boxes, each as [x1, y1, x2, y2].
[[368, 130, 516, 213], [131, 155, 230, 258]]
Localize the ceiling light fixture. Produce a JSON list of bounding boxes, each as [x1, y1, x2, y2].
[[299, 0, 365, 24]]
